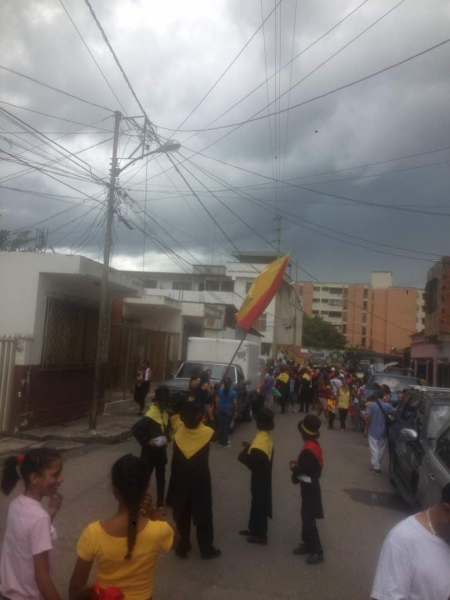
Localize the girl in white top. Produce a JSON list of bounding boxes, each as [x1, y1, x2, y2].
[[0, 448, 64, 600]]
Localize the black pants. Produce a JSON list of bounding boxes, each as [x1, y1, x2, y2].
[[280, 393, 288, 414], [328, 412, 336, 429], [147, 461, 166, 507], [175, 498, 214, 555], [302, 514, 323, 555], [248, 498, 268, 539], [134, 385, 146, 413], [339, 408, 348, 430], [300, 396, 311, 414]]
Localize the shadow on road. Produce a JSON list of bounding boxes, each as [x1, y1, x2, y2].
[[343, 487, 411, 513]]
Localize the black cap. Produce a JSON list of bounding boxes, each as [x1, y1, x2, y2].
[[256, 407, 275, 431], [298, 414, 321, 437]]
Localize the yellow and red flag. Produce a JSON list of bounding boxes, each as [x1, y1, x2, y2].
[[236, 255, 290, 332]]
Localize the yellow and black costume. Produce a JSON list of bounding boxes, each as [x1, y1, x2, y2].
[[167, 417, 219, 559], [140, 402, 170, 507], [238, 428, 273, 543]]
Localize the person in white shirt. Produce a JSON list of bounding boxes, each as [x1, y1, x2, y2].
[[371, 483, 450, 600], [0, 448, 64, 600]]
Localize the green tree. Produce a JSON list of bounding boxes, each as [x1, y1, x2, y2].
[[302, 314, 347, 349]]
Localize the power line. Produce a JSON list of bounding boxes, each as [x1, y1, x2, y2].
[[160, 0, 371, 138], [83, 0, 159, 141], [0, 184, 86, 204], [0, 64, 114, 113], [0, 99, 114, 132], [167, 154, 241, 254], [0, 107, 107, 185], [173, 0, 285, 133], [179, 153, 442, 262], [124, 142, 450, 198], [189, 147, 450, 218], [166, 36, 450, 133], [58, 0, 128, 113]]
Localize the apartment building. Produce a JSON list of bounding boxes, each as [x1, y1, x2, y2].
[[299, 271, 425, 354]]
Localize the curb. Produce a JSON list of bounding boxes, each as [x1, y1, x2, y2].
[[0, 429, 132, 448]]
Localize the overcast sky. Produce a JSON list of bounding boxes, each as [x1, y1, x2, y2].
[[1, 0, 449, 287]]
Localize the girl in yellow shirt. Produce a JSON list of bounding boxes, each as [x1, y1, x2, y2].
[[69, 454, 174, 600]]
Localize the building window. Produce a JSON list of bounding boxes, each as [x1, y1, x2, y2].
[[312, 310, 319, 316], [363, 300, 368, 311], [261, 342, 272, 355], [313, 286, 321, 292], [254, 313, 267, 332], [205, 280, 220, 291], [221, 280, 234, 292], [329, 299, 342, 307], [342, 324, 347, 334], [246, 281, 253, 293], [173, 281, 192, 291], [329, 288, 343, 295], [363, 288, 369, 298], [146, 279, 158, 289], [328, 311, 342, 318], [361, 337, 367, 347], [362, 326, 367, 335], [321, 298, 329, 304], [362, 313, 367, 323]]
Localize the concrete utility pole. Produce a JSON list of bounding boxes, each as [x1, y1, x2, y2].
[[89, 112, 180, 431], [90, 110, 121, 431]]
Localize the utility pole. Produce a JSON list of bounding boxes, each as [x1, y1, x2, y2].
[[90, 110, 121, 431]]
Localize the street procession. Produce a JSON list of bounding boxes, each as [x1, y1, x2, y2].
[[0, 1, 449, 599]]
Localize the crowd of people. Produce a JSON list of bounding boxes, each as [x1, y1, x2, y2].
[[0, 357, 448, 599]]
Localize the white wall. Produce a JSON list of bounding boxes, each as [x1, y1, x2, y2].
[[0, 253, 138, 366]]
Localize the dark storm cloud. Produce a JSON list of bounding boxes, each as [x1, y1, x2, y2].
[[1, 0, 449, 285]]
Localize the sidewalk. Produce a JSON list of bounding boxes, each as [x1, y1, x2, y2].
[[0, 400, 139, 457]]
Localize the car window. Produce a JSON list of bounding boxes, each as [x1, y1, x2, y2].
[[435, 427, 450, 470], [427, 404, 450, 441], [372, 375, 418, 392], [237, 366, 245, 383], [177, 362, 229, 380]]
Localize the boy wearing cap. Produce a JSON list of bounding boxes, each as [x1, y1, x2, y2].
[[290, 414, 324, 565], [238, 408, 275, 546]]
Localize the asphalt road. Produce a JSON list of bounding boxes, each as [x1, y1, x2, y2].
[[0, 413, 411, 599]]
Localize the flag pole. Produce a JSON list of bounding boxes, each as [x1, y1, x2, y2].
[[221, 330, 248, 384]]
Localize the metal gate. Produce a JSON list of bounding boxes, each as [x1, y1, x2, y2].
[[0, 336, 18, 432]]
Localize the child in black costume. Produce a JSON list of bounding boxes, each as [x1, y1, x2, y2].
[[290, 413, 324, 565], [238, 408, 274, 545]]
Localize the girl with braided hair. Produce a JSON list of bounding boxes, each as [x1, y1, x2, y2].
[[69, 454, 173, 600], [0, 447, 63, 600]]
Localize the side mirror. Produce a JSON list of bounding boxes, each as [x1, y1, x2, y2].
[[400, 428, 418, 443]]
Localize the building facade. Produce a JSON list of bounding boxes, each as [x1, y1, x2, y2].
[[299, 271, 424, 354], [0, 253, 141, 430], [130, 252, 303, 358], [411, 257, 450, 387]]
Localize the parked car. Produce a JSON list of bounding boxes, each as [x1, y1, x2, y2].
[[161, 360, 250, 421], [362, 373, 421, 406], [389, 386, 450, 507]]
